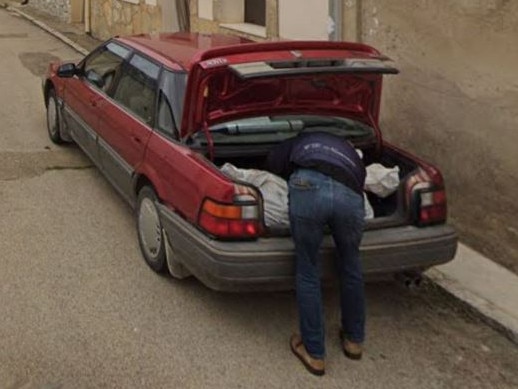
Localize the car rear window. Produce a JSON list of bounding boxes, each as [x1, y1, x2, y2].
[[156, 70, 187, 139]]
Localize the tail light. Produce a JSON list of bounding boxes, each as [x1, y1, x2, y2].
[[198, 184, 263, 239], [406, 168, 448, 226]]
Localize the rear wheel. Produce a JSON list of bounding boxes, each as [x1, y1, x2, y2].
[[46, 89, 64, 144], [137, 186, 167, 273]]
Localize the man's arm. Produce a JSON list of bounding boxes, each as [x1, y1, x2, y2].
[[265, 137, 296, 179]]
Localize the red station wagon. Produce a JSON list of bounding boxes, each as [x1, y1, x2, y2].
[[43, 33, 457, 291]]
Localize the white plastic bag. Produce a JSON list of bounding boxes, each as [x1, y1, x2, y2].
[[365, 163, 400, 198], [221, 163, 378, 225], [364, 193, 374, 219], [221, 163, 290, 228], [357, 149, 375, 219]]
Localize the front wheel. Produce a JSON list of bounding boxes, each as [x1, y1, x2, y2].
[[137, 186, 167, 273], [46, 89, 65, 144]]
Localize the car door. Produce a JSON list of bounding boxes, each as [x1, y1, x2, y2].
[[143, 69, 199, 211], [96, 53, 160, 202], [62, 42, 130, 163]]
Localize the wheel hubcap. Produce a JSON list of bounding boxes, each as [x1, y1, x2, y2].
[[47, 98, 58, 137], [138, 198, 162, 261]]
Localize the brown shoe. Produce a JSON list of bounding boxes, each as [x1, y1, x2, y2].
[[340, 330, 363, 360], [290, 334, 325, 376]]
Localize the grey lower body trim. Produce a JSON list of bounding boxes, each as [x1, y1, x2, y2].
[[158, 204, 458, 292], [97, 136, 134, 202], [63, 105, 98, 161], [62, 104, 135, 206]]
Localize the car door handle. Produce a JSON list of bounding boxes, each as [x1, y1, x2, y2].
[[132, 136, 142, 144], [89, 97, 102, 107]]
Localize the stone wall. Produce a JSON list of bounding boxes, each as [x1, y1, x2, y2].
[[90, 0, 162, 40], [360, 0, 518, 272], [30, 0, 70, 22]]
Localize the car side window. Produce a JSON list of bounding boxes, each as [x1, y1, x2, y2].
[[112, 54, 160, 126], [157, 90, 176, 138], [82, 42, 130, 93], [156, 70, 187, 140]]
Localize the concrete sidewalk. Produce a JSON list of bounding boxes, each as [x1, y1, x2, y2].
[[2, 2, 100, 53], [426, 244, 518, 344], [4, 2, 518, 346]]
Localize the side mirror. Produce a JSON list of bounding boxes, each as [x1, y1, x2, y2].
[[57, 63, 77, 78], [85, 69, 105, 89]]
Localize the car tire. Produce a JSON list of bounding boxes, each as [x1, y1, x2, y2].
[[137, 186, 168, 274], [46, 89, 65, 144]]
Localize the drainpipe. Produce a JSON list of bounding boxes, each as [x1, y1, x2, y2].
[[328, 0, 343, 41], [85, 0, 91, 34], [356, 0, 363, 42]]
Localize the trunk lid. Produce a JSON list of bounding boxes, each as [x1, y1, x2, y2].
[[180, 41, 398, 139]]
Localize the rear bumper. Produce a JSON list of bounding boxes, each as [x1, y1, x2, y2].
[[158, 205, 458, 292]]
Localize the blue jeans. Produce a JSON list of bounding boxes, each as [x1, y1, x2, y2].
[[289, 168, 366, 359]]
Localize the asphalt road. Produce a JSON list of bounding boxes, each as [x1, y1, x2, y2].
[[1, 8, 517, 389]]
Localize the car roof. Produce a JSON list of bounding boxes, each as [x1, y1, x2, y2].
[[116, 32, 255, 71]]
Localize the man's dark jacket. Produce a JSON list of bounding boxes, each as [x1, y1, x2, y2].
[[266, 132, 366, 195]]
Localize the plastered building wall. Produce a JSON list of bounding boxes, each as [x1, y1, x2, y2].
[[359, 0, 518, 271], [278, 0, 328, 40]]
